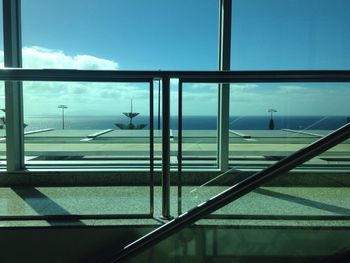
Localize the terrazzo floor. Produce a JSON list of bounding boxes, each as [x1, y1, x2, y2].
[[1, 186, 349, 221]]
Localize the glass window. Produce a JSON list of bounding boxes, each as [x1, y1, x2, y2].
[[178, 83, 218, 169], [180, 81, 350, 214], [229, 82, 350, 169], [23, 81, 152, 169], [231, 0, 350, 70], [22, 0, 218, 70]]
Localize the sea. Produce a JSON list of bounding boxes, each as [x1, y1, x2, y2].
[[23, 115, 349, 131]]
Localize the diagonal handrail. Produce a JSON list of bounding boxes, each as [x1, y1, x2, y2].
[[107, 122, 350, 263]]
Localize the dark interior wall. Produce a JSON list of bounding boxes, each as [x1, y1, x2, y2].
[[0, 225, 349, 263]]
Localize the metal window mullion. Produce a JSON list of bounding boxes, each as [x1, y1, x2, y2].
[[3, 0, 24, 171], [218, 85, 230, 171], [177, 80, 182, 215], [1, 69, 350, 83], [161, 76, 171, 219], [217, 0, 232, 172], [149, 80, 154, 216]]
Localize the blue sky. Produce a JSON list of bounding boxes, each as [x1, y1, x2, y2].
[[21, 0, 218, 70], [232, 0, 350, 70], [19, 0, 350, 70], [0, 0, 350, 117]]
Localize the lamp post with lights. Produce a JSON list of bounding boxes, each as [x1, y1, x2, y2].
[[58, 105, 68, 130]]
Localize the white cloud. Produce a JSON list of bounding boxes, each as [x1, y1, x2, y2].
[[278, 85, 306, 92], [22, 81, 150, 115], [230, 84, 258, 90], [0, 46, 153, 115], [21, 46, 119, 69], [189, 83, 218, 91]]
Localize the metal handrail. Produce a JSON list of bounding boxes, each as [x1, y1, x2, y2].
[[107, 122, 350, 262], [1, 69, 350, 82]]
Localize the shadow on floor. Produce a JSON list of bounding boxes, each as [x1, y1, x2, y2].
[[11, 187, 85, 226], [255, 188, 350, 216]]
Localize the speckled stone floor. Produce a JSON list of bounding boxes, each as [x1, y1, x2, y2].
[[1, 186, 349, 222]]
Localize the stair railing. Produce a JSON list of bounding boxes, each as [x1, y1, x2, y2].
[[108, 122, 350, 262]]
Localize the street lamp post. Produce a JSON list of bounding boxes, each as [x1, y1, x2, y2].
[[158, 79, 161, 130], [268, 109, 277, 130], [58, 105, 68, 129]]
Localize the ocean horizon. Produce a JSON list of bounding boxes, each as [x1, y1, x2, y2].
[[23, 115, 349, 131]]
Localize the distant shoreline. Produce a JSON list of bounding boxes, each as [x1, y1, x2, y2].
[[22, 115, 349, 131]]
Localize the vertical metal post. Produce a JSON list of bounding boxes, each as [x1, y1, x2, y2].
[[161, 76, 171, 219], [3, 0, 24, 171], [218, 0, 232, 172], [177, 80, 182, 215], [157, 79, 161, 130], [149, 80, 154, 216]]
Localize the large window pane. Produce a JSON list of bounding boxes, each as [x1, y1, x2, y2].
[[179, 83, 218, 169], [23, 81, 152, 168], [232, 0, 350, 70], [22, 0, 218, 70], [229, 82, 350, 170], [180, 82, 350, 214], [18, 80, 154, 216]]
